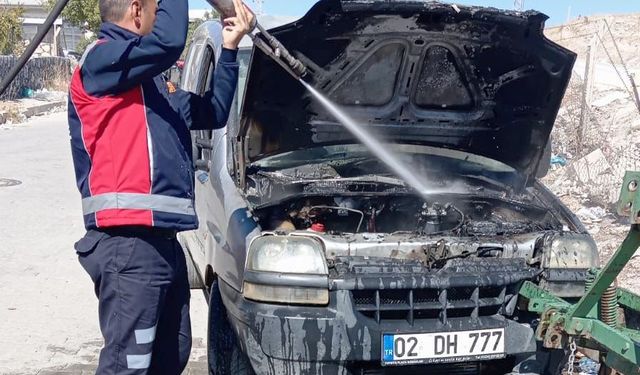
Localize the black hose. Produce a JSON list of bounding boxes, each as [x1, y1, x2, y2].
[[0, 0, 72, 97]]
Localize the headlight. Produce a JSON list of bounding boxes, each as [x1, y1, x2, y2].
[[543, 233, 599, 269], [244, 235, 329, 305], [243, 282, 329, 305], [246, 236, 328, 274]]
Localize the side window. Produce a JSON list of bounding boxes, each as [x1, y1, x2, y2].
[[193, 46, 216, 171]]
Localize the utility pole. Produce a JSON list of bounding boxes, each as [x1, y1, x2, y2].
[[578, 45, 592, 153], [586, 34, 598, 105]]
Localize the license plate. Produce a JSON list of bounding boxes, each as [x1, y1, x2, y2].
[[382, 328, 505, 365]]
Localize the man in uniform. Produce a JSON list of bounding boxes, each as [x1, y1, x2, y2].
[[67, 0, 254, 372]]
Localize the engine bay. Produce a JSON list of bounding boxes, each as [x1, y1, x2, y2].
[[256, 194, 563, 237], [246, 159, 581, 274]]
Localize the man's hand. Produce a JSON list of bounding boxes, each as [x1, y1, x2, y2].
[[222, 0, 255, 50]]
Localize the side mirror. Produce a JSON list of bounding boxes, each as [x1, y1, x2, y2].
[[180, 21, 224, 95]]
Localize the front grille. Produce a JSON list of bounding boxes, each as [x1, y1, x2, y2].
[[352, 285, 510, 324]]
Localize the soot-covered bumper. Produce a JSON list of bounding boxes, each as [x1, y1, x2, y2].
[[219, 259, 552, 374]]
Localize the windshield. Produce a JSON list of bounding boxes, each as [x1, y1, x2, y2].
[[252, 144, 520, 185]]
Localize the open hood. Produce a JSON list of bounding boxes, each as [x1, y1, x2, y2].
[[238, 0, 576, 183]]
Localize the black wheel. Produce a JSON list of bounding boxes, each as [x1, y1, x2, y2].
[[207, 278, 254, 375]]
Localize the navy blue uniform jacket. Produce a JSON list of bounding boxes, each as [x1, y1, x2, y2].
[[68, 0, 239, 231]]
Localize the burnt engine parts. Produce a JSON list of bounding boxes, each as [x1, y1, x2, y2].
[[257, 195, 560, 236]]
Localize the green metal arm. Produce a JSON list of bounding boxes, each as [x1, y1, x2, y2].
[[518, 171, 640, 375], [568, 225, 640, 320], [520, 280, 640, 375]]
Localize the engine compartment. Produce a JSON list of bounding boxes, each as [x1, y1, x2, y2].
[[256, 194, 562, 236]]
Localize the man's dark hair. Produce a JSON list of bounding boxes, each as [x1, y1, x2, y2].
[[99, 0, 131, 23]]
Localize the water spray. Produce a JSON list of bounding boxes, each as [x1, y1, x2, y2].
[[207, 0, 308, 79], [301, 81, 454, 200]]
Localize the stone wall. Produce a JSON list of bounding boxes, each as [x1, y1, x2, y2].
[[0, 56, 73, 100]]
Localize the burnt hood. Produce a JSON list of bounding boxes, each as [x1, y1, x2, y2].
[[238, 0, 576, 183]]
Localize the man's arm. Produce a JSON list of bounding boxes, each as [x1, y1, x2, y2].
[[174, 48, 239, 130], [82, 0, 188, 96]]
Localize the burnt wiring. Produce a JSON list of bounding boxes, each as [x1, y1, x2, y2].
[[260, 193, 562, 236], [430, 246, 505, 268], [446, 203, 465, 233]]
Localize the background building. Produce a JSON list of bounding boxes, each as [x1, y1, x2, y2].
[[2, 0, 84, 56]]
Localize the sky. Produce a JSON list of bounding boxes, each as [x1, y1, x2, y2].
[[190, 0, 640, 26]]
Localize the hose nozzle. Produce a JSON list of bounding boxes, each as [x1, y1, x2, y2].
[[253, 23, 307, 78], [206, 0, 308, 79]]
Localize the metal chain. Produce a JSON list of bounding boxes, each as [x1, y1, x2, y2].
[[567, 338, 577, 375]]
